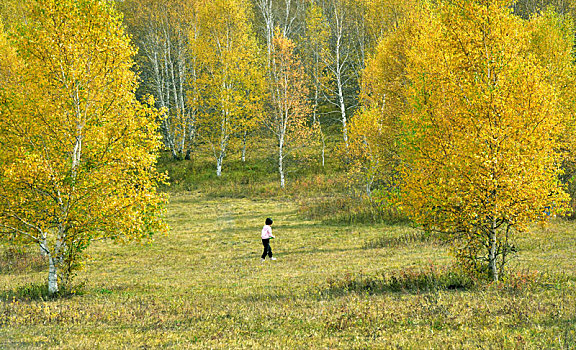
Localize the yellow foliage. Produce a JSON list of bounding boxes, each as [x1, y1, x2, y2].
[[267, 31, 312, 188], [347, 5, 413, 199], [0, 0, 167, 293], [192, 0, 266, 174], [0, 0, 26, 30], [395, 0, 573, 280], [528, 9, 576, 212], [0, 20, 20, 87], [361, 0, 414, 49]]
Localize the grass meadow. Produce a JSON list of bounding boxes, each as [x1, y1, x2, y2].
[[1, 149, 576, 349], [1, 190, 575, 348]]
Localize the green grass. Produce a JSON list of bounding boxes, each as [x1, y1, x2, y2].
[[1, 192, 575, 348]]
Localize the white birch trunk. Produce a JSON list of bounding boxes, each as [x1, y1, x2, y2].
[[256, 0, 301, 64], [40, 236, 48, 257], [489, 226, 498, 282], [256, 0, 275, 63], [216, 156, 223, 177], [216, 106, 229, 177], [242, 131, 247, 162], [279, 137, 285, 188], [48, 255, 58, 294], [141, 17, 195, 160], [338, 79, 348, 148], [366, 180, 372, 198], [334, 20, 348, 149]]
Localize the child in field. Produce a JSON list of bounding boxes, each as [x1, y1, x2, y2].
[[261, 218, 276, 262]]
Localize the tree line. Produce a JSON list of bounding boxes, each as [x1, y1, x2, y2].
[[118, 0, 408, 186]]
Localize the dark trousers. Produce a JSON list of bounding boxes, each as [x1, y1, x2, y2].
[[261, 239, 272, 259]]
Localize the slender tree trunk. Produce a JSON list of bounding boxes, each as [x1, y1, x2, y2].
[[338, 82, 348, 148], [366, 178, 372, 198], [329, 5, 349, 149], [216, 154, 223, 177], [256, 0, 275, 64], [171, 147, 179, 160], [152, 49, 175, 155], [279, 136, 285, 188], [242, 131, 247, 162], [215, 103, 229, 177], [321, 130, 326, 167], [48, 255, 58, 295], [489, 226, 498, 282], [217, 125, 226, 177], [40, 236, 48, 257], [335, 60, 348, 148]]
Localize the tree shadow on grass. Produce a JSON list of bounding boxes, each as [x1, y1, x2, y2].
[[315, 266, 476, 298]]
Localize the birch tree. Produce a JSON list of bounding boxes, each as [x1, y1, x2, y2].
[[266, 32, 311, 188], [121, 0, 198, 160], [302, 2, 330, 166], [193, 0, 265, 177], [528, 9, 576, 216], [0, 0, 167, 295], [398, 0, 572, 281], [253, 0, 306, 61], [317, 0, 360, 149]]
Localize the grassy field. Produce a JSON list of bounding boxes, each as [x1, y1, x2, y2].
[[1, 191, 575, 349]]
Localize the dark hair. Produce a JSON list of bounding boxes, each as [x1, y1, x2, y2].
[[265, 218, 273, 225]]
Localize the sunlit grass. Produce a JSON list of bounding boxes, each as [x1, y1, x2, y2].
[[1, 192, 575, 348]]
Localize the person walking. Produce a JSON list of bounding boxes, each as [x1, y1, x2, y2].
[[261, 218, 276, 263]]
